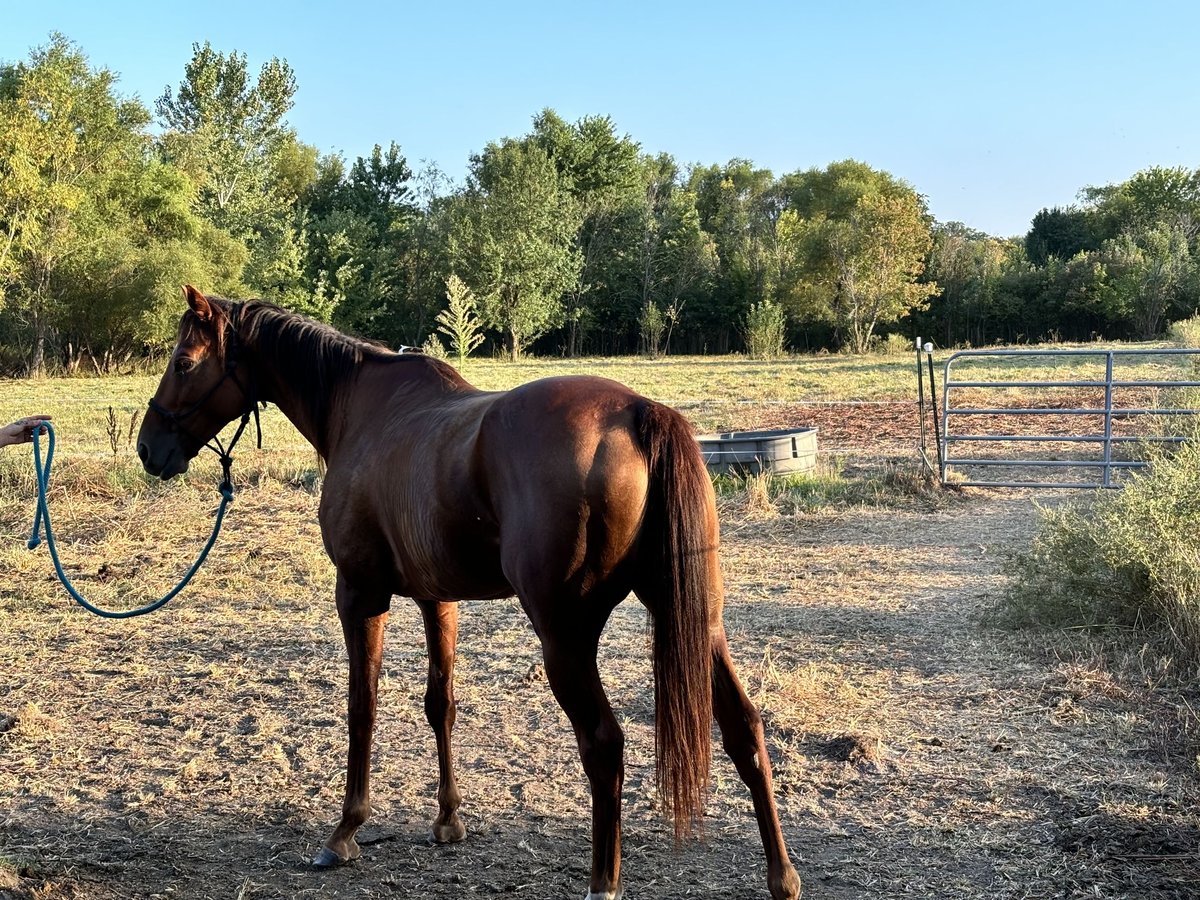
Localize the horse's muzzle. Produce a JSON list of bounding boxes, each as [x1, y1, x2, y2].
[[138, 441, 190, 479]]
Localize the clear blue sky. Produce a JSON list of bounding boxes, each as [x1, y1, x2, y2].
[[4, 0, 1197, 238]]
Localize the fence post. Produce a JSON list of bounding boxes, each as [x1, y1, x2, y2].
[[926, 345, 944, 475], [915, 337, 938, 477], [1102, 351, 1115, 488]]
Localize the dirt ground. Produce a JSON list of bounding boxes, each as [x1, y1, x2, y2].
[[2, 413, 1198, 898]]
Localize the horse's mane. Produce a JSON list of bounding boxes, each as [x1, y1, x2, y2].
[[237, 298, 396, 369], [209, 297, 468, 437]]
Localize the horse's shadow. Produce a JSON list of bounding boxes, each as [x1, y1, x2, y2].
[[0, 797, 825, 900]]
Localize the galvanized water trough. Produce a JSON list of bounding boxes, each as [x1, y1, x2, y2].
[[696, 427, 818, 476]]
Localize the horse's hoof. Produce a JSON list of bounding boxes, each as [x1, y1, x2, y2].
[[312, 840, 360, 868], [431, 814, 467, 844], [770, 867, 802, 900], [583, 885, 623, 900], [312, 847, 342, 868]]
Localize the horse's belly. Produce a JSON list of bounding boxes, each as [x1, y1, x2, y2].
[[394, 532, 510, 602]]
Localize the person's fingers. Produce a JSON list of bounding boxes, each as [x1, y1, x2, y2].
[[6, 417, 52, 442]]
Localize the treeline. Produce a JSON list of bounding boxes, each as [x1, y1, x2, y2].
[[917, 174, 1200, 348], [2, 36, 1199, 375]]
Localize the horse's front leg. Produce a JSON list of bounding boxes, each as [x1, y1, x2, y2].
[[416, 599, 466, 843], [314, 573, 390, 867]]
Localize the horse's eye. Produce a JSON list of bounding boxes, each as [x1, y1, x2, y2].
[[174, 357, 198, 376]]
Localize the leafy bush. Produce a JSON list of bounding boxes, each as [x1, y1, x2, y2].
[[1001, 432, 1200, 665], [876, 333, 915, 356], [1169, 313, 1200, 349], [639, 302, 665, 357], [743, 300, 787, 359], [420, 333, 449, 360]]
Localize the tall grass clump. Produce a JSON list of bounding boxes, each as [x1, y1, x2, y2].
[[1001, 431, 1200, 665], [711, 460, 947, 514]]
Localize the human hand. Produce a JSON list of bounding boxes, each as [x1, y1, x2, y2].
[[1, 416, 52, 447]]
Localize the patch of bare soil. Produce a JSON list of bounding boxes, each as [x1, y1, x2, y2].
[[719, 401, 919, 455], [1, 484, 1197, 899], [710, 388, 1193, 460]]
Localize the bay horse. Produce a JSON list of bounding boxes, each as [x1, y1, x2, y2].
[[137, 286, 801, 900]]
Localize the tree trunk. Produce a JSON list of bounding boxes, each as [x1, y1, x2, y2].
[[566, 311, 580, 358], [29, 321, 47, 377]]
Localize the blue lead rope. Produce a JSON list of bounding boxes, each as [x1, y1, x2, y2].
[[27, 422, 234, 619]]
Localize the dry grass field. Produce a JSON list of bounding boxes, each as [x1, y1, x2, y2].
[[1, 351, 1197, 899]]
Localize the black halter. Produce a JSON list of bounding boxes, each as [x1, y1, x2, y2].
[[147, 307, 263, 495]]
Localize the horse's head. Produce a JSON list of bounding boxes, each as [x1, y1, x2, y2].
[[137, 286, 253, 479]]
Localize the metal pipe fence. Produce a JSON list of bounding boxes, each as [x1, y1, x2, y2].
[[938, 347, 1200, 489]]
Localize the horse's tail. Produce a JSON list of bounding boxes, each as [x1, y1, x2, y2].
[[636, 400, 715, 841]]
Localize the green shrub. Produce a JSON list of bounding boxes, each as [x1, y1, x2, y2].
[[1001, 431, 1200, 664], [876, 333, 915, 356], [420, 333, 450, 360], [1000, 502, 1146, 628], [1169, 313, 1200, 349], [435, 274, 486, 366], [743, 300, 787, 359], [639, 302, 665, 357]]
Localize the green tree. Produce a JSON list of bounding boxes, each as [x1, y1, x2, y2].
[[1100, 225, 1193, 338], [531, 109, 644, 354], [156, 42, 297, 240], [54, 159, 247, 370], [301, 143, 421, 335], [775, 161, 937, 352], [243, 217, 329, 318], [775, 208, 834, 327], [636, 157, 716, 354], [435, 273, 485, 366], [0, 35, 148, 373], [156, 43, 306, 304], [1025, 206, 1097, 266], [921, 222, 1013, 345], [385, 162, 457, 346], [832, 192, 939, 352], [0, 36, 246, 373], [449, 139, 582, 359], [1083, 166, 1200, 243], [687, 160, 780, 351]]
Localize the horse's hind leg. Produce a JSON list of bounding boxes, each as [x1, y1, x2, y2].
[[416, 599, 466, 843], [538, 628, 626, 900], [314, 574, 390, 867], [711, 627, 801, 900], [510, 563, 631, 898]]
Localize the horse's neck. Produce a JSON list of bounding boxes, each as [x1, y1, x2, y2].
[[256, 365, 336, 459], [238, 322, 357, 460], [242, 321, 448, 462]]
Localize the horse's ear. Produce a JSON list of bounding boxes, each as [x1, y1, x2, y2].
[[183, 285, 212, 321]]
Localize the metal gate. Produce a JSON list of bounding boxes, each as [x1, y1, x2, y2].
[[936, 347, 1200, 489]]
